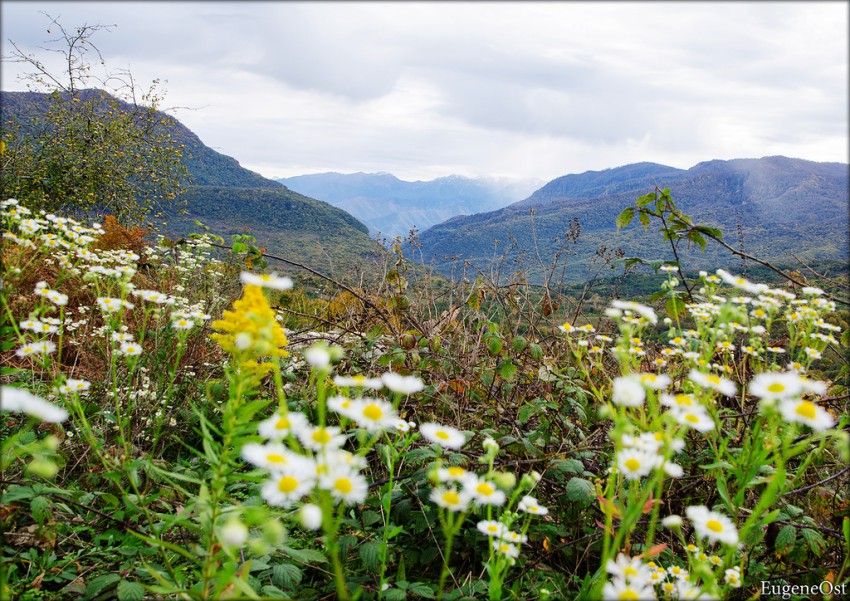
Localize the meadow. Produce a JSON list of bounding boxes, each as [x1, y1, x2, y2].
[[1, 194, 848, 601]]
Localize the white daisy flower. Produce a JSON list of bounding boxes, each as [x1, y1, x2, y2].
[[436, 466, 470, 483], [517, 495, 549, 515], [638, 373, 671, 390], [778, 399, 834, 431], [381, 372, 425, 394], [261, 460, 317, 507], [616, 448, 658, 480], [688, 369, 737, 397], [240, 271, 293, 291], [601, 578, 656, 601], [1, 386, 68, 423], [605, 553, 653, 583], [57, 379, 91, 395], [462, 475, 506, 506], [171, 318, 194, 331], [420, 422, 466, 449], [304, 346, 331, 369], [476, 520, 507, 538], [611, 375, 646, 407], [333, 375, 384, 390], [241, 442, 301, 470], [327, 395, 358, 420], [716, 269, 769, 294], [749, 372, 805, 400], [319, 465, 369, 504], [492, 540, 520, 559], [118, 342, 142, 356], [669, 404, 715, 433], [611, 300, 658, 324], [347, 398, 398, 433], [258, 411, 309, 440], [297, 425, 346, 451], [686, 505, 739, 546], [429, 487, 471, 512]]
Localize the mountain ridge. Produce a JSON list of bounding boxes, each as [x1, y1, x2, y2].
[[276, 171, 542, 238], [412, 156, 849, 283]]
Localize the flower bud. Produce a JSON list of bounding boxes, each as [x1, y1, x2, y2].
[[492, 471, 516, 491], [299, 503, 323, 530]]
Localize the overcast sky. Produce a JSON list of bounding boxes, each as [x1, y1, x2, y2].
[[2, 1, 847, 183]]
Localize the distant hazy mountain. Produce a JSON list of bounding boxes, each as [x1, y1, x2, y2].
[[413, 156, 849, 283], [1, 90, 377, 267], [276, 172, 542, 238]]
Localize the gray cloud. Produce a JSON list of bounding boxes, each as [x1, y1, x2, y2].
[[1, 1, 846, 182]]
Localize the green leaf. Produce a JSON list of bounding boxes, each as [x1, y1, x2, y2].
[[715, 475, 732, 512], [511, 336, 528, 352], [565, 477, 595, 506], [687, 230, 707, 251], [665, 296, 686, 320], [638, 210, 650, 230], [408, 582, 436, 598], [615, 207, 635, 230], [499, 360, 517, 382], [361, 510, 382, 527], [385, 589, 408, 601], [636, 192, 656, 208], [775, 525, 797, 554], [517, 403, 537, 425], [695, 225, 724, 239], [358, 540, 382, 571], [30, 496, 51, 524], [281, 546, 328, 564], [1, 485, 35, 503], [549, 458, 584, 475], [84, 574, 121, 600], [487, 336, 504, 356], [271, 563, 302, 589], [117, 580, 145, 601], [801, 528, 826, 557]]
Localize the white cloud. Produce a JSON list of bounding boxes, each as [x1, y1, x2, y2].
[[2, 1, 847, 183]]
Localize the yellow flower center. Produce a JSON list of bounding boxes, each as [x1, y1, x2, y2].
[[312, 429, 332, 444], [619, 590, 640, 601], [707, 375, 720, 385], [624, 458, 641, 472], [442, 491, 460, 505], [334, 478, 353, 494], [486, 525, 499, 533], [448, 467, 465, 477], [623, 566, 638, 578], [436, 430, 450, 440], [476, 482, 495, 495], [685, 413, 700, 424], [706, 519, 724, 533], [795, 402, 816, 420], [275, 417, 290, 430], [267, 454, 287, 464], [278, 476, 299, 493], [363, 404, 383, 421], [767, 383, 786, 393]]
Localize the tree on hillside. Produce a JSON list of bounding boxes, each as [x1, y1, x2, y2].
[[0, 13, 189, 222]]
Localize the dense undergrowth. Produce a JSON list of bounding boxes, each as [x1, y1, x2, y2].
[[1, 195, 849, 601]]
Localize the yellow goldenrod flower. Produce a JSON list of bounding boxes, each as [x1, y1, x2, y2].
[[211, 284, 289, 369]]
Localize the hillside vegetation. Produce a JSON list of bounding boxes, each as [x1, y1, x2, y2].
[[1, 90, 378, 271], [413, 157, 849, 284]]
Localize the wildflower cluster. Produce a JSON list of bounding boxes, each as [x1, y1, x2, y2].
[[567, 268, 845, 599]]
